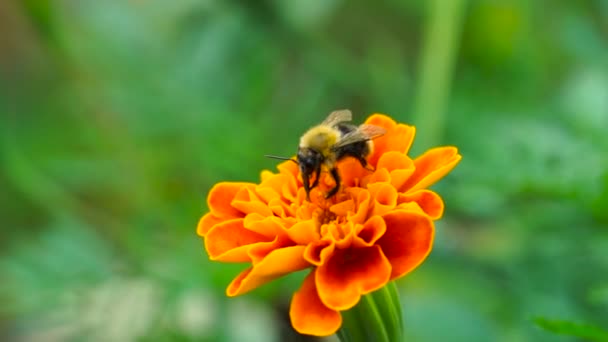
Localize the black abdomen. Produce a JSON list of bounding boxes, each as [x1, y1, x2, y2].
[[334, 124, 370, 167]]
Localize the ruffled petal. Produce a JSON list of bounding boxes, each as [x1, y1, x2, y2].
[[377, 151, 414, 171], [401, 146, 461, 192], [285, 220, 321, 245], [378, 211, 434, 280], [365, 115, 416, 166], [330, 198, 355, 217], [290, 271, 342, 336], [368, 183, 398, 217], [257, 173, 297, 203], [316, 245, 391, 311], [231, 187, 273, 217], [247, 236, 293, 264], [243, 214, 285, 239], [398, 189, 444, 220], [295, 201, 317, 221], [304, 239, 335, 266], [337, 158, 369, 188], [324, 222, 355, 249], [277, 159, 299, 178], [346, 188, 372, 224], [267, 197, 294, 218], [353, 215, 386, 247], [205, 219, 272, 262], [226, 245, 310, 296], [260, 170, 274, 182], [197, 213, 223, 237], [255, 184, 280, 204], [207, 182, 252, 218], [366, 167, 391, 185], [375, 151, 416, 189], [365, 114, 397, 131], [387, 123, 415, 153]]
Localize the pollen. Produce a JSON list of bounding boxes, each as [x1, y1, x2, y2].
[[318, 208, 337, 225]]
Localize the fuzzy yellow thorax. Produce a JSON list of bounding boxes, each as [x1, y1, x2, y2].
[[299, 125, 340, 156]]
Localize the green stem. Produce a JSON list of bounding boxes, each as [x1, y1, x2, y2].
[[371, 281, 404, 341], [412, 0, 467, 153], [336, 282, 403, 342], [336, 308, 366, 342]]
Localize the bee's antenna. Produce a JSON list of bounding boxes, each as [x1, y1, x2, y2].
[[265, 155, 298, 164]]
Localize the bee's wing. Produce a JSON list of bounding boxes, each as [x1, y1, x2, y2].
[[332, 124, 387, 149], [322, 109, 352, 127]]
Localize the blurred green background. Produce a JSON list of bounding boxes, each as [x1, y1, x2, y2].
[[1, 0, 607, 341]]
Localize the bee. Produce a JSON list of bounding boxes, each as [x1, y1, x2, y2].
[[267, 109, 386, 200]]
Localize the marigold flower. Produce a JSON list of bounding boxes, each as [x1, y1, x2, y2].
[[197, 114, 461, 336]]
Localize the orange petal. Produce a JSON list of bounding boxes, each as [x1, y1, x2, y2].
[[259, 173, 288, 193], [290, 271, 342, 336], [255, 186, 280, 204], [285, 219, 321, 245], [365, 115, 416, 166], [226, 245, 310, 296], [387, 123, 415, 153], [390, 168, 416, 192], [398, 189, 444, 220], [304, 239, 335, 266], [353, 215, 386, 247], [377, 211, 434, 280], [401, 146, 461, 192], [346, 188, 372, 224], [296, 201, 317, 221], [330, 198, 355, 217], [336, 158, 368, 187], [366, 167, 391, 185], [257, 173, 297, 203], [207, 182, 252, 218], [395, 201, 427, 215], [365, 114, 397, 130], [324, 222, 355, 249], [231, 187, 273, 217], [277, 170, 299, 201], [247, 236, 293, 264], [281, 178, 299, 202], [278, 159, 299, 178], [369, 183, 398, 217], [377, 151, 413, 171], [197, 213, 223, 237], [267, 197, 293, 217], [243, 215, 287, 239], [316, 245, 391, 311], [375, 151, 416, 189], [260, 170, 274, 182], [205, 219, 273, 262]]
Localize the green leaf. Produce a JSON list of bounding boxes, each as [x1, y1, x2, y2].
[[533, 317, 608, 342]]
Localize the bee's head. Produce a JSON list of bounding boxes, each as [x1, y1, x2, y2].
[[297, 147, 324, 199], [297, 148, 322, 174]]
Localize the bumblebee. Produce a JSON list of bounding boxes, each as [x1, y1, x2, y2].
[[294, 109, 386, 200]]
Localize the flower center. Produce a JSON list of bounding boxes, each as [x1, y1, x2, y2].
[[318, 207, 337, 225], [305, 192, 353, 241]]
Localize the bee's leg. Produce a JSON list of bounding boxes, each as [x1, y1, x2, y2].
[[302, 171, 311, 201], [310, 164, 321, 190], [357, 156, 375, 172], [325, 168, 341, 199]]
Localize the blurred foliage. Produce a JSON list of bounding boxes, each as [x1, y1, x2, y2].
[[534, 317, 608, 341], [0, 0, 607, 341]]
